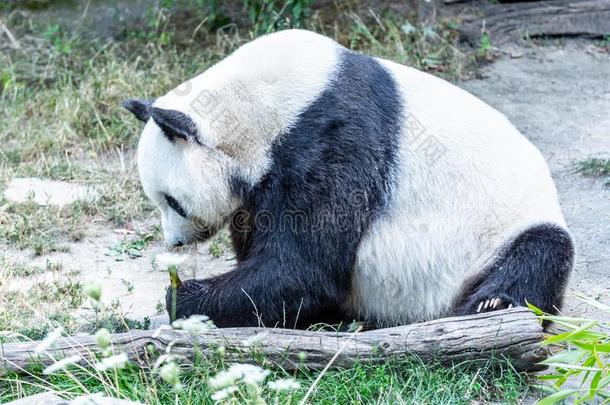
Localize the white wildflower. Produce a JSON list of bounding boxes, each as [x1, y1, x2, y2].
[[172, 314, 212, 334], [95, 328, 111, 349], [267, 378, 301, 392], [240, 365, 270, 386], [297, 352, 307, 362], [35, 327, 64, 354], [152, 352, 182, 371], [94, 352, 128, 371], [242, 332, 268, 347], [155, 252, 188, 269], [401, 22, 416, 35], [209, 368, 240, 389], [42, 354, 82, 375], [211, 386, 238, 402], [159, 362, 183, 392], [209, 363, 270, 389], [159, 362, 180, 385]]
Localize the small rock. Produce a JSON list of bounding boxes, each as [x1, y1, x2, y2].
[[113, 228, 135, 235], [510, 51, 523, 59], [4, 177, 98, 207]]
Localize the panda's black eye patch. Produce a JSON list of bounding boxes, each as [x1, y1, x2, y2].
[[165, 194, 188, 218]]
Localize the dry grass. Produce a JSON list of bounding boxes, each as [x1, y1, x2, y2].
[[0, 255, 82, 342]]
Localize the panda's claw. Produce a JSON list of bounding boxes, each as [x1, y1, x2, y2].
[[465, 294, 517, 316]]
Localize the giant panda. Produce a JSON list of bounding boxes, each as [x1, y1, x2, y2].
[[122, 29, 574, 328]]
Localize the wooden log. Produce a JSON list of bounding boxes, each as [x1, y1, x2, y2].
[[0, 307, 546, 376], [457, 0, 610, 44]]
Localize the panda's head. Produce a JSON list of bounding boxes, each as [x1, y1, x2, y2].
[[122, 98, 240, 247], [123, 30, 340, 246]]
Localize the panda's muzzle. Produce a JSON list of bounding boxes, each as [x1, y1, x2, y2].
[[165, 221, 216, 248], [191, 217, 217, 242]]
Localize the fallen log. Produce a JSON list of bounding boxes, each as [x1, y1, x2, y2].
[[456, 0, 610, 44], [0, 307, 546, 376]]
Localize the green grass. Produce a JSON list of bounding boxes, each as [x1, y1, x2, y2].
[[77, 300, 151, 335], [530, 298, 610, 403], [0, 256, 82, 341], [208, 229, 233, 258], [0, 254, 148, 342], [339, 13, 466, 79], [0, 255, 43, 277], [0, 278, 82, 342], [577, 158, 610, 178], [106, 231, 158, 261], [0, 173, 153, 254], [0, 283, 148, 344], [0, 357, 531, 404]]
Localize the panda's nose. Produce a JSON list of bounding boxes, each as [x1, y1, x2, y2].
[[165, 237, 186, 248]]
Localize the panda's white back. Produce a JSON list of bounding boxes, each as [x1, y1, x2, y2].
[[348, 59, 567, 325]]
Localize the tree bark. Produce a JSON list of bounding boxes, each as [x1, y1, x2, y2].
[[0, 307, 547, 376], [457, 0, 610, 44]]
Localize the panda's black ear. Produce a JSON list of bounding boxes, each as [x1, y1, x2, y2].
[[151, 107, 199, 144], [122, 98, 154, 122]]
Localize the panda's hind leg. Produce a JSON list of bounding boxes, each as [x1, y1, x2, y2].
[[454, 223, 574, 317]]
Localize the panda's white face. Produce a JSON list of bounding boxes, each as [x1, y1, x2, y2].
[[136, 118, 240, 246]]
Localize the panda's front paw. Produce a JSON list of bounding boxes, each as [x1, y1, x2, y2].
[[166, 278, 211, 321]]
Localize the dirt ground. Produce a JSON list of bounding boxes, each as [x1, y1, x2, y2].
[[2, 39, 608, 329]]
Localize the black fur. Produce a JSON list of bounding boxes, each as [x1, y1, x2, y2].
[[165, 194, 188, 218], [168, 50, 403, 327], [151, 107, 200, 145], [122, 98, 154, 122], [455, 223, 574, 317]]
